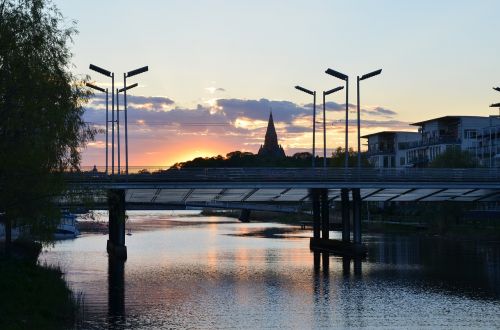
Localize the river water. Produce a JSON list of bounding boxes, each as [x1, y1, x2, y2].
[[39, 211, 500, 329]]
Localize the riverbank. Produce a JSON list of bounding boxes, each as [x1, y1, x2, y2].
[[200, 209, 500, 241], [0, 241, 79, 329], [200, 209, 313, 224]]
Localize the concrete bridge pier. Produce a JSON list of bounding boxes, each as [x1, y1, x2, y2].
[[352, 188, 362, 245], [341, 188, 350, 243], [312, 188, 321, 239], [238, 209, 251, 222], [320, 189, 330, 240], [310, 187, 366, 258], [107, 189, 127, 260]]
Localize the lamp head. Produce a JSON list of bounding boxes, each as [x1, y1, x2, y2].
[[118, 83, 139, 93], [127, 66, 148, 78], [324, 86, 344, 95], [85, 82, 106, 93], [89, 64, 112, 77], [325, 68, 348, 81], [295, 85, 314, 95], [360, 69, 382, 81]]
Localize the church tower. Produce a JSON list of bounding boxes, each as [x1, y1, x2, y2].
[[258, 111, 286, 158]]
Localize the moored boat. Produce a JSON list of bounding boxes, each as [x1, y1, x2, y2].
[[55, 213, 80, 239]]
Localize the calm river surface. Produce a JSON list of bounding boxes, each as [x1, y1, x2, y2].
[[39, 211, 500, 329]]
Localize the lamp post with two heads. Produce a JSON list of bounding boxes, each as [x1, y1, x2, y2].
[[85, 82, 108, 173], [323, 86, 344, 167], [325, 69, 349, 168], [123, 66, 148, 175], [357, 69, 382, 168], [492, 87, 500, 117], [295, 86, 316, 168], [89, 64, 114, 174]]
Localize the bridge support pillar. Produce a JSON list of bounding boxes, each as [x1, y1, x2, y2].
[[341, 188, 350, 243], [312, 189, 321, 239], [352, 188, 362, 245], [310, 187, 366, 258], [320, 188, 329, 240], [107, 189, 127, 260], [238, 209, 251, 222]]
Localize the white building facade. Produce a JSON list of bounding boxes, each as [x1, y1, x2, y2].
[[363, 116, 500, 168], [362, 131, 420, 168], [399, 116, 500, 167]]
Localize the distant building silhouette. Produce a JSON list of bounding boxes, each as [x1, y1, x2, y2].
[[258, 111, 286, 158]]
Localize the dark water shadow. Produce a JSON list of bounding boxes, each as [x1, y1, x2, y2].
[[108, 257, 125, 329], [364, 234, 500, 299]]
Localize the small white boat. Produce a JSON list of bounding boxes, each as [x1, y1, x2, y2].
[[54, 213, 80, 239]]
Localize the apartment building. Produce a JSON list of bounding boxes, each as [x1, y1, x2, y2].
[[362, 116, 500, 168], [399, 116, 500, 167], [362, 131, 420, 168]]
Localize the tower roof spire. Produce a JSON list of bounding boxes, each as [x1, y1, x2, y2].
[[258, 109, 285, 158]]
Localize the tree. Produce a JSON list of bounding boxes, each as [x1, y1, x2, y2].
[[0, 0, 94, 250], [330, 147, 371, 167], [429, 148, 479, 168]]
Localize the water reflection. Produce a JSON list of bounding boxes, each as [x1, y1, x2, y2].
[[107, 258, 125, 329], [37, 214, 500, 329], [365, 234, 500, 298]]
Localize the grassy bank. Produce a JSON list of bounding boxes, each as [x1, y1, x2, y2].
[[0, 241, 79, 330]]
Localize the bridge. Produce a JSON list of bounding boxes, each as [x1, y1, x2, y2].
[[67, 167, 500, 259]]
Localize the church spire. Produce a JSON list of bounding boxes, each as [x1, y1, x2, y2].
[[264, 111, 278, 147], [258, 110, 286, 158]]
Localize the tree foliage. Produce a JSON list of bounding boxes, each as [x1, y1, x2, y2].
[[171, 149, 371, 168], [429, 148, 479, 168], [0, 0, 94, 245], [330, 147, 371, 167]]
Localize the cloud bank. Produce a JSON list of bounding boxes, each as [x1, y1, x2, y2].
[[82, 94, 413, 165]]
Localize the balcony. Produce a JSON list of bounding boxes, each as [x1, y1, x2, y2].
[[407, 156, 430, 166], [398, 136, 460, 150], [366, 148, 395, 156]]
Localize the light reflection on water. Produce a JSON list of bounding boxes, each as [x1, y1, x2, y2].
[[39, 212, 500, 329]]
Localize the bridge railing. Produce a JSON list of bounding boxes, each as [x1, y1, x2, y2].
[[65, 167, 500, 184]]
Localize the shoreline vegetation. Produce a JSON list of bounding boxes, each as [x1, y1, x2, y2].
[[0, 241, 80, 330], [200, 208, 500, 241], [75, 208, 500, 242]]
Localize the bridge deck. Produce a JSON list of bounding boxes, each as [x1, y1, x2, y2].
[[67, 168, 500, 204]]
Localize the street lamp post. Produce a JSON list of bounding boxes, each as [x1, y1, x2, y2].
[[490, 87, 500, 168], [323, 86, 344, 167], [325, 69, 349, 168], [118, 82, 138, 175], [123, 66, 148, 175], [492, 87, 500, 117], [89, 64, 114, 174], [116, 88, 120, 174], [295, 85, 316, 167], [85, 82, 108, 174], [357, 69, 382, 168], [90, 64, 148, 175]]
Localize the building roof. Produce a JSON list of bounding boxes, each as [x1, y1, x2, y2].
[[258, 111, 286, 158], [410, 115, 490, 126], [360, 131, 418, 139]]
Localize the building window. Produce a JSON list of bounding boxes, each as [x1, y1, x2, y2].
[[464, 129, 477, 139], [400, 157, 405, 166]]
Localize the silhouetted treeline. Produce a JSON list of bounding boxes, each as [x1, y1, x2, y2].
[[170, 148, 371, 168]]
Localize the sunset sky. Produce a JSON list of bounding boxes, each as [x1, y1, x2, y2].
[[53, 0, 500, 167]]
